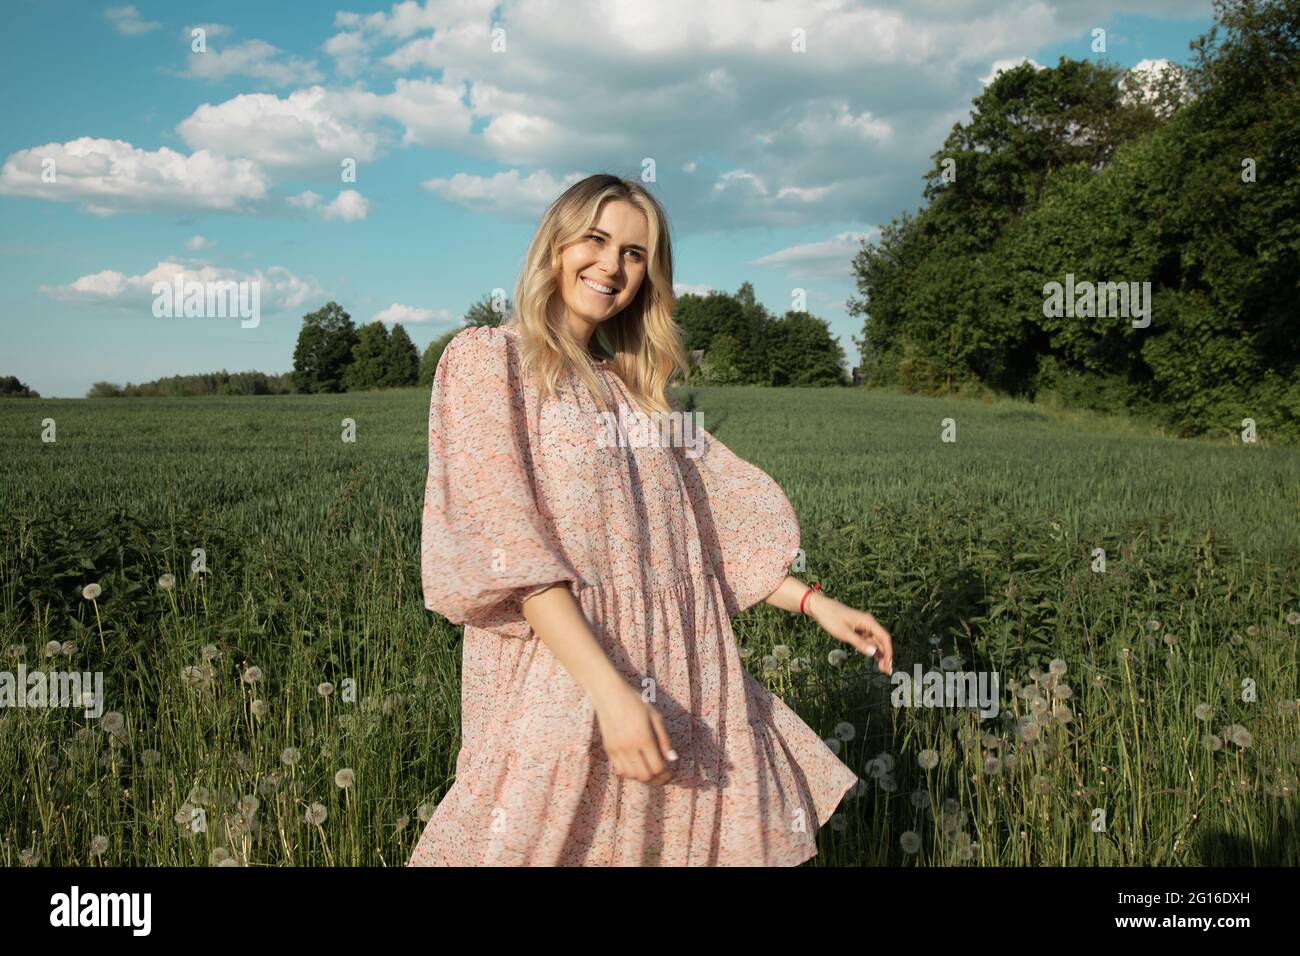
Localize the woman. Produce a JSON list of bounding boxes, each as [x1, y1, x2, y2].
[[408, 173, 894, 866]]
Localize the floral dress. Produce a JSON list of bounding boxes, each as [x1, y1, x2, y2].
[[408, 324, 857, 866]]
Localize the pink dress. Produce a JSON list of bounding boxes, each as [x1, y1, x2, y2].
[[407, 324, 858, 866]]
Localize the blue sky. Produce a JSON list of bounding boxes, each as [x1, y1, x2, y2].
[[1, 0, 1214, 396]]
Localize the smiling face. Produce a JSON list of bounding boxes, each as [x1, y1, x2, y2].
[[556, 199, 650, 346]]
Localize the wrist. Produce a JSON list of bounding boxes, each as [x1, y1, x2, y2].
[[586, 667, 632, 706], [805, 589, 833, 622]]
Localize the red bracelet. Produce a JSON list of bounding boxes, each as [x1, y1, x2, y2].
[[799, 582, 822, 615]]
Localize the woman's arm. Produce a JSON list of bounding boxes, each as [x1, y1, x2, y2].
[[521, 584, 677, 784], [762, 574, 823, 615], [763, 575, 895, 673], [521, 584, 626, 699]]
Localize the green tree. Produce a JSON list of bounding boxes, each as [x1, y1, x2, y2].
[[344, 321, 391, 391], [383, 323, 420, 387], [464, 292, 511, 327], [767, 312, 848, 386], [418, 329, 460, 387], [0, 376, 39, 397], [292, 302, 358, 393]]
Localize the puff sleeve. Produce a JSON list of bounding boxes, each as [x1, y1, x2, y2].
[[420, 326, 579, 638], [678, 424, 802, 618]]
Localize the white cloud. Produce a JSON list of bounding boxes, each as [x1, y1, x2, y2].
[[184, 235, 211, 251], [420, 168, 585, 218], [0, 137, 267, 215], [321, 189, 369, 221], [751, 230, 879, 280], [335, 0, 494, 40], [287, 190, 322, 209], [106, 5, 159, 36], [324, 31, 370, 76], [181, 26, 323, 86], [40, 259, 325, 315], [673, 282, 715, 296], [177, 87, 382, 172], [374, 303, 452, 324]]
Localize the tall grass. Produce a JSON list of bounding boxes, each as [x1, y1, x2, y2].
[[1, 386, 1296, 865]]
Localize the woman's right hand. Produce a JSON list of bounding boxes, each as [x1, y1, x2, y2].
[[590, 680, 677, 785]]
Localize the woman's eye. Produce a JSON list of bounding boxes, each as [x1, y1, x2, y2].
[[589, 235, 642, 261]]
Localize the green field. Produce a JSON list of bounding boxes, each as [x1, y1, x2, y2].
[[1, 385, 1298, 866]]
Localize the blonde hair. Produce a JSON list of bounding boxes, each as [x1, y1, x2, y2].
[[504, 173, 687, 417]]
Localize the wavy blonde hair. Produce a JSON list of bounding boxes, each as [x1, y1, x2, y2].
[[504, 174, 687, 417]]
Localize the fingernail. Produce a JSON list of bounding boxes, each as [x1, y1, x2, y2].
[[667, 749, 678, 760]]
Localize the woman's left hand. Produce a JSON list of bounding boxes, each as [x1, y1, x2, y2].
[[808, 593, 894, 674]]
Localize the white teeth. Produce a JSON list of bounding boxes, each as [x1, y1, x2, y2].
[[582, 276, 615, 294]]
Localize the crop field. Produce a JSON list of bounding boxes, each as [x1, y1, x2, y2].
[[1, 385, 1297, 866]]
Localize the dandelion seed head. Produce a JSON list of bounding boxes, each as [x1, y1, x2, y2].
[[1286, 611, 1300, 626], [834, 721, 856, 742], [334, 768, 355, 789], [89, 835, 108, 855], [43, 640, 62, 658], [772, 644, 791, 662], [101, 712, 124, 733], [317, 682, 335, 698], [82, 583, 102, 600], [1246, 625, 1259, 637], [280, 747, 301, 767], [249, 700, 269, 719], [417, 802, 435, 822], [1049, 658, 1067, 676], [242, 666, 263, 684], [304, 803, 327, 826], [181, 665, 210, 689], [900, 831, 921, 854], [917, 749, 940, 770], [1194, 703, 1213, 721], [157, 573, 175, 591]]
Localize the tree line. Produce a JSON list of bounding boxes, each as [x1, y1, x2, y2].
[[849, 0, 1299, 441]]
